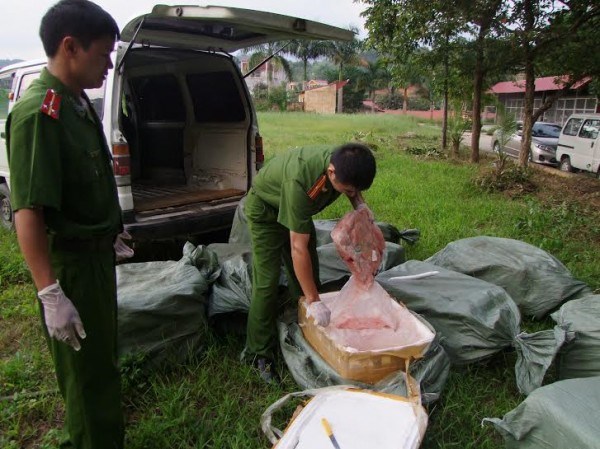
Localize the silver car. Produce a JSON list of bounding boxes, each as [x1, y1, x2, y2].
[[493, 121, 561, 166]]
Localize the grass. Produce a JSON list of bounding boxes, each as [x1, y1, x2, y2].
[[1, 112, 599, 448]]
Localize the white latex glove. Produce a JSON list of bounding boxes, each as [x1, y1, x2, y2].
[[306, 301, 331, 327], [37, 281, 86, 351], [114, 230, 134, 262]]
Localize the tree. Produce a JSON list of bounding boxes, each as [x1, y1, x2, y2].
[[286, 40, 330, 83], [324, 29, 363, 82], [356, 58, 391, 112], [361, 0, 512, 160], [505, 0, 600, 166]]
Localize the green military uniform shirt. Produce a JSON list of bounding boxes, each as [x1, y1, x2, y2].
[[6, 68, 121, 238], [252, 146, 341, 234]]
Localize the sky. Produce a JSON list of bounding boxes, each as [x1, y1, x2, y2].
[[0, 0, 367, 61]]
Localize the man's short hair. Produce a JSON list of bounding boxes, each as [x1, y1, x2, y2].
[[330, 143, 376, 191], [40, 0, 120, 57]]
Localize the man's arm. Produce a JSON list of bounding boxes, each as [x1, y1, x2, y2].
[[290, 230, 320, 303], [14, 208, 55, 290]]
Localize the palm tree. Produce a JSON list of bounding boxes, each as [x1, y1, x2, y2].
[[324, 28, 363, 82], [245, 42, 293, 93], [286, 40, 330, 84], [357, 58, 391, 112]]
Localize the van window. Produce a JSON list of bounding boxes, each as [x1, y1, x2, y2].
[[563, 118, 583, 136], [130, 75, 185, 122], [187, 72, 246, 122], [17, 72, 41, 99], [86, 83, 106, 119], [0, 71, 13, 119], [579, 119, 600, 140]]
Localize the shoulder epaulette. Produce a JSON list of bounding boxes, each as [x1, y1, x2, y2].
[[307, 174, 327, 200], [40, 89, 61, 120]]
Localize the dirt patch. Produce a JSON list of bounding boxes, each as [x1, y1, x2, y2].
[[529, 166, 600, 212]]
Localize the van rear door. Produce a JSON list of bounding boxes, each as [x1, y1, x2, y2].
[[119, 5, 354, 52]]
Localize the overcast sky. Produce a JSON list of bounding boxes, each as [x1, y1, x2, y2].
[[0, 0, 367, 61]]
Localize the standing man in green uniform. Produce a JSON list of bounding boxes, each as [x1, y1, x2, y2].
[[244, 143, 376, 382], [6, 1, 129, 447]]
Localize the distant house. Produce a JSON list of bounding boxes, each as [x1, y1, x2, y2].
[[239, 57, 288, 93], [286, 80, 349, 114], [490, 76, 598, 125]]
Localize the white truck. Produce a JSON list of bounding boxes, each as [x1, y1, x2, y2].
[[0, 4, 352, 235], [557, 113, 600, 177]]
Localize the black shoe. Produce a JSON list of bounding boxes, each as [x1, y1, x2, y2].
[[255, 357, 279, 384]]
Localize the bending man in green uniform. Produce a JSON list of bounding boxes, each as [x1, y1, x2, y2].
[[244, 143, 376, 382], [6, 1, 130, 447]]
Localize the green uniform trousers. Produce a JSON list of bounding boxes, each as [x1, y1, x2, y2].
[[245, 189, 320, 360], [41, 242, 124, 449]]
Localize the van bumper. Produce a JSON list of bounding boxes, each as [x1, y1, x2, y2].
[[122, 204, 237, 241]]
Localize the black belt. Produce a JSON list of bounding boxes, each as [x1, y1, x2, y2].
[[51, 235, 115, 253]]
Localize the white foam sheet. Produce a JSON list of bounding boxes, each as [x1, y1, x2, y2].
[[277, 390, 427, 449]]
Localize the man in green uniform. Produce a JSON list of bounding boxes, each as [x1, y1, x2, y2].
[[6, 1, 128, 447], [244, 143, 376, 382]]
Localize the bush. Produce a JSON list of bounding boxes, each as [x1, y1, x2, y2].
[[474, 158, 536, 195], [374, 92, 433, 111]]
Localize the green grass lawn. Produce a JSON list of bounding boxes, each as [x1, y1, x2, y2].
[[1, 112, 598, 448]]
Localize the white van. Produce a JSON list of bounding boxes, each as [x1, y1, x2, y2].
[[556, 113, 600, 177], [0, 4, 352, 234]]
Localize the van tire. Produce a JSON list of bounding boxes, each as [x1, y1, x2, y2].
[[0, 183, 14, 230], [560, 156, 573, 173]]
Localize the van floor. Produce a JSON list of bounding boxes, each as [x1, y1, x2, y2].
[[132, 184, 244, 212]]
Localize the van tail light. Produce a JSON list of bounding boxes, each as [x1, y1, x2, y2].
[[255, 133, 264, 170], [112, 142, 130, 176]]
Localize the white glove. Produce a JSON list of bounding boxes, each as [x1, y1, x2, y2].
[[38, 281, 86, 351], [306, 301, 331, 327], [114, 230, 134, 262]]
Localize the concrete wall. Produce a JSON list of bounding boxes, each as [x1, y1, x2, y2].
[[304, 84, 337, 114]]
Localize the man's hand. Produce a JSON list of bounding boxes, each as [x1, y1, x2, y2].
[[114, 231, 134, 262], [38, 281, 86, 351], [307, 300, 331, 327]]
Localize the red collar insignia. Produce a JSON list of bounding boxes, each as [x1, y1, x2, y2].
[[40, 89, 62, 119]]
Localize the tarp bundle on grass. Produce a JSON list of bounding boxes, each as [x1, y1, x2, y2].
[[551, 294, 600, 380], [484, 376, 600, 449], [376, 260, 567, 394], [426, 236, 591, 319], [117, 243, 220, 364]]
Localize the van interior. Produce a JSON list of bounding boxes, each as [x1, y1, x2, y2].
[[120, 48, 249, 216]]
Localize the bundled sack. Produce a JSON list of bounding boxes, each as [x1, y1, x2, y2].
[[484, 376, 600, 449], [318, 242, 405, 291], [207, 243, 253, 317], [377, 260, 568, 394], [426, 236, 591, 319], [551, 294, 600, 380], [117, 243, 220, 364]]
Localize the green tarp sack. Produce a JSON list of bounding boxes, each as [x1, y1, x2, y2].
[[426, 236, 591, 319], [277, 310, 451, 405], [377, 260, 567, 394], [484, 376, 600, 448], [117, 243, 220, 364], [552, 294, 600, 380], [229, 196, 251, 245]]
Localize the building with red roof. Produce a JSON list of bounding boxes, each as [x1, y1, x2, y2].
[[490, 75, 598, 125]]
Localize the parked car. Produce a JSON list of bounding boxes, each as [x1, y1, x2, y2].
[[556, 113, 600, 177], [0, 4, 352, 234], [492, 121, 562, 166]]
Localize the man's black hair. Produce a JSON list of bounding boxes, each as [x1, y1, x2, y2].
[[40, 0, 120, 57], [330, 143, 376, 191]]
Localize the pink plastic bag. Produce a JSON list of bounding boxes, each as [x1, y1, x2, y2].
[[328, 277, 398, 330], [330, 206, 385, 289], [328, 207, 396, 330]]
